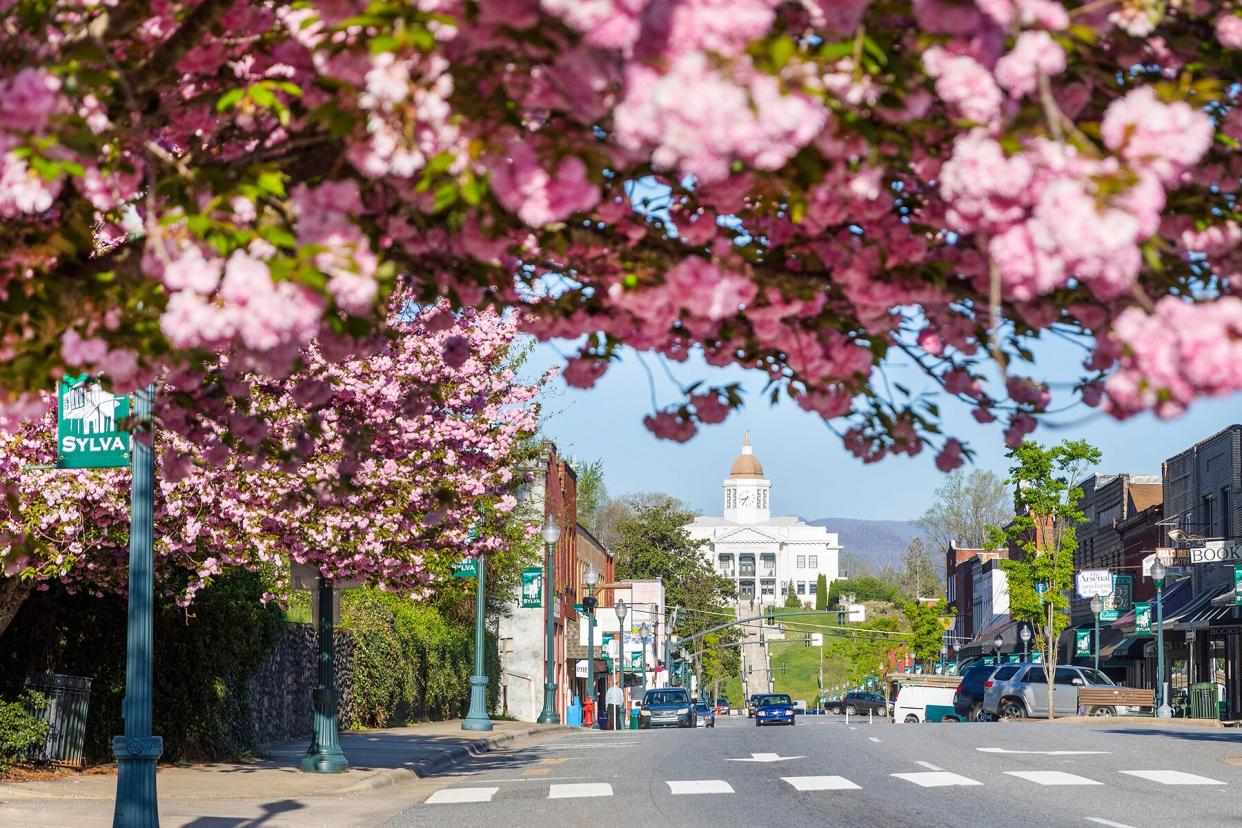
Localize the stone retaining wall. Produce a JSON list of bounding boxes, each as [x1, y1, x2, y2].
[[246, 623, 357, 747]]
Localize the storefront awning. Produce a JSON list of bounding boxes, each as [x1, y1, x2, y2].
[[1171, 590, 1242, 628], [1111, 578, 1192, 630], [1165, 583, 1233, 630], [958, 617, 1025, 658]]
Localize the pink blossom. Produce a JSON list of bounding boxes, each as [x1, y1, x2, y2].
[[994, 31, 1065, 99], [935, 438, 966, 472], [643, 410, 697, 442], [1006, 376, 1051, 409], [1217, 13, 1242, 49], [442, 334, 471, 368], [916, 326, 944, 356], [163, 247, 223, 294], [691, 392, 731, 424], [0, 150, 61, 216], [540, 0, 646, 52], [1, 68, 62, 132], [922, 48, 1002, 125], [489, 142, 600, 227], [1004, 412, 1038, 447], [1101, 86, 1214, 185], [61, 330, 108, 367], [563, 356, 609, 388]]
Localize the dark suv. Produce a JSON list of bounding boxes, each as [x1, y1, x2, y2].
[[826, 691, 887, 716], [953, 663, 1017, 722], [638, 687, 695, 728]]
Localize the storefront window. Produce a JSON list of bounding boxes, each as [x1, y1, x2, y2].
[[1210, 638, 1228, 687]]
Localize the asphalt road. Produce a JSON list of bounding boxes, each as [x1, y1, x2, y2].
[[386, 715, 1242, 828]]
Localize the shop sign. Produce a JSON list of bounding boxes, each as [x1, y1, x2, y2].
[[451, 558, 478, 578], [1234, 566, 1242, 605], [520, 567, 543, 608], [1074, 629, 1092, 658], [1076, 570, 1113, 598], [1100, 575, 1132, 622], [1135, 602, 1153, 636], [1190, 541, 1242, 565]]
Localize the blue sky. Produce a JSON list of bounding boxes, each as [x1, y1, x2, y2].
[[524, 339, 1240, 523]]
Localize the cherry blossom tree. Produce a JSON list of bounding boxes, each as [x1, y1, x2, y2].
[[0, 302, 544, 635], [0, 0, 1239, 474]]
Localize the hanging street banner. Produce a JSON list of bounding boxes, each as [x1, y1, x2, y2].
[[520, 567, 543, 607], [451, 558, 478, 578], [1100, 575, 1133, 622], [1135, 602, 1153, 636], [56, 375, 131, 469], [1075, 629, 1092, 658], [1076, 569, 1114, 598], [1190, 541, 1242, 565], [1234, 567, 1242, 605]]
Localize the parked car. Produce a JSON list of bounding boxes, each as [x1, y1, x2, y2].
[[895, 684, 960, 723], [753, 693, 796, 726], [694, 700, 716, 728], [715, 695, 730, 715], [982, 664, 1123, 719], [747, 693, 762, 718], [825, 691, 888, 716], [954, 663, 1017, 722], [638, 687, 696, 728]]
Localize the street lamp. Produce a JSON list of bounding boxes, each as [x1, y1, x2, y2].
[[537, 514, 561, 724], [583, 563, 600, 728], [613, 599, 627, 731], [993, 634, 1004, 664], [939, 645, 948, 674], [461, 550, 493, 731], [639, 622, 651, 695], [1089, 596, 1104, 672], [1020, 624, 1032, 662], [1151, 558, 1171, 718]]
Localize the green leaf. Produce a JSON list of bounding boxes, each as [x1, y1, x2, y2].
[[819, 41, 854, 62], [770, 36, 797, 70], [433, 182, 458, 212], [216, 88, 245, 112], [256, 170, 286, 198], [860, 35, 887, 67], [249, 85, 277, 109], [369, 35, 401, 54]]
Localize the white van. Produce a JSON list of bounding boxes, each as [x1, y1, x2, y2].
[[893, 684, 958, 723]]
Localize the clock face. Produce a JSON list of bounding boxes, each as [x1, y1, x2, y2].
[[739, 493, 751, 506]]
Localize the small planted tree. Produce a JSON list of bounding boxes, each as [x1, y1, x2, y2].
[[991, 439, 1101, 719], [815, 574, 828, 612]]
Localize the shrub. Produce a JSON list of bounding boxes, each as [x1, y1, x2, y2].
[[0, 691, 50, 769]]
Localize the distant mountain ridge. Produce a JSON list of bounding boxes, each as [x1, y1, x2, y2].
[[804, 516, 924, 575]]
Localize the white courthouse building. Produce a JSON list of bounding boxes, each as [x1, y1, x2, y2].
[[685, 435, 842, 606]]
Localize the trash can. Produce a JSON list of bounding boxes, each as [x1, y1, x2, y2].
[[1188, 683, 1219, 719], [630, 709, 640, 730]]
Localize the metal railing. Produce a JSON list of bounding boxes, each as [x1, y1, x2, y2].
[[24, 674, 92, 767]]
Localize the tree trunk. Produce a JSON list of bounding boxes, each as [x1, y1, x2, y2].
[[1046, 601, 1056, 720], [0, 576, 35, 639]]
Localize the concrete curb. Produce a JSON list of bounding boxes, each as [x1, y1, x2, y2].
[[1011, 716, 1225, 729], [340, 725, 575, 795]]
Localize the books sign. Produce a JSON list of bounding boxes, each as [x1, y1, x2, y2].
[[1076, 569, 1113, 598], [57, 375, 130, 469], [1190, 541, 1242, 565]]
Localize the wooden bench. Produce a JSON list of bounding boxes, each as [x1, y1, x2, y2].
[[1078, 687, 1155, 714]]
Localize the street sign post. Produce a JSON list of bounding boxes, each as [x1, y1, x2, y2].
[[57, 375, 130, 469]]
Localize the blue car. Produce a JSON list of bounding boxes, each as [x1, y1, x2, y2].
[[753, 693, 796, 726]]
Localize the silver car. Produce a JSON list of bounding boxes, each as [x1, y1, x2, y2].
[[982, 663, 1121, 718]]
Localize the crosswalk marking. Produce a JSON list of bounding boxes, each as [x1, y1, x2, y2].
[[782, 775, 861, 791], [548, 783, 613, 799], [1005, 771, 1101, 786], [1119, 770, 1226, 786], [667, 780, 734, 795], [426, 787, 498, 804], [892, 772, 983, 788]]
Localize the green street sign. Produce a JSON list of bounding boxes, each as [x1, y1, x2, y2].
[[451, 558, 478, 578], [1234, 567, 1242, 606], [520, 567, 543, 608], [1075, 629, 1092, 658], [56, 375, 130, 469], [1135, 602, 1153, 636]]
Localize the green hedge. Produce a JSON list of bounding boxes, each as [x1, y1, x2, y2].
[[0, 691, 50, 770], [341, 588, 499, 728], [0, 571, 284, 763]]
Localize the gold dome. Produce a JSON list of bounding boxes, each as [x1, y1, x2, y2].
[[728, 432, 764, 479]]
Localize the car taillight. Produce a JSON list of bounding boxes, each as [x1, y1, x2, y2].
[[956, 683, 965, 694], [984, 681, 994, 688]]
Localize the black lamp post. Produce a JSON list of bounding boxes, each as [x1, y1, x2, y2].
[[537, 514, 561, 724]]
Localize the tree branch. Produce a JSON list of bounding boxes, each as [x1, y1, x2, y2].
[[133, 0, 234, 96]]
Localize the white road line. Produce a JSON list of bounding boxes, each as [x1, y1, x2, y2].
[[488, 776, 608, 783], [1005, 771, 1102, 786], [868, 737, 881, 743], [782, 776, 861, 792], [915, 761, 943, 771], [1086, 818, 1138, 828], [1120, 770, 1226, 786], [426, 787, 499, 804], [667, 780, 735, 795], [979, 747, 1110, 756], [548, 783, 613, 799], [892, 772, 982, 788]]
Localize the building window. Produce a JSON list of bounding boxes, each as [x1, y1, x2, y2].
[[809, 555, 818, 568], [761, 580, 775, 597], [780, 582, 788, 595], [761, 554, 776, 577], [796, 555, 806, 568], [1223, 488, 1231, 539], [726, 488, 735, 509], [797, 581, 806, 595], [1203, 494, 1214, 536], [809, 580, 817, 595], [759, 489, 768, 510], [740, 554, 755, 576]]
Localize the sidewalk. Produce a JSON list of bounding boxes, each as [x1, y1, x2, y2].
[[0, 720, 572, 828]]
